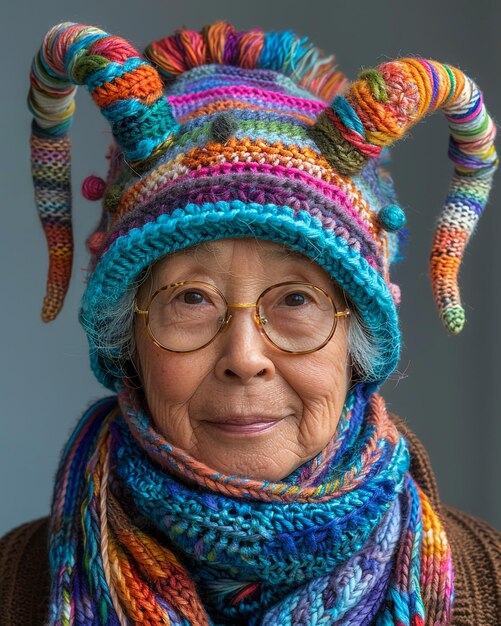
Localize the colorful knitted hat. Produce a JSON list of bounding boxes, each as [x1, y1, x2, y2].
[[28, 21, 498, 390]]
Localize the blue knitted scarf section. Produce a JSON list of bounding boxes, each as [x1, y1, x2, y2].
[[47, 382, 453, 625]]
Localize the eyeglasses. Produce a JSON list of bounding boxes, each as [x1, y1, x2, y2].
[[134, 281, 350, 354]]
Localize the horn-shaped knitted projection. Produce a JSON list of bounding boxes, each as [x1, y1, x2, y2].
[[309, 58, 498, 334], [28, 22, 179, 322]]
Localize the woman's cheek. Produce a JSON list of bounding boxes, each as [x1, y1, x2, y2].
[[139, 336, 196, 395], [287, 357, 351, 453], [138, 351, 207, 433]]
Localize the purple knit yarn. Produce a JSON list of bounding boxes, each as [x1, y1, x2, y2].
[[340, 557, 394, 624], [103, 174, 383, 272], [223, 31, 239, 64], [165, 66, 292, 96]]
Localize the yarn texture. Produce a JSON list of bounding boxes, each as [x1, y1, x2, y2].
[[28, 21, 497, 387], [24, 22, 500, 624], [46, 384, 454, 625]]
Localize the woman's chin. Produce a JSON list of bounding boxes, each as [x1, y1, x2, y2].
[[190, 419, 304, 481]]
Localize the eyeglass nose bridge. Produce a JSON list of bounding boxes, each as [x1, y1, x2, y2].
[[222, 301, 269, 331], [227, 302, 256, 309]]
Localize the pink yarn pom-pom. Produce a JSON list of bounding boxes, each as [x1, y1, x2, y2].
[[82, 175, 106, 201], [389, 282, 401, 306], [87, 231, 106, 256]]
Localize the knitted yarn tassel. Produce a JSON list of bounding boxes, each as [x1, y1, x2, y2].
[[145, 21, 347, 102]]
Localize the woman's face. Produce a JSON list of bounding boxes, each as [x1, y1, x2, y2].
[[134, 239, 351, 481]]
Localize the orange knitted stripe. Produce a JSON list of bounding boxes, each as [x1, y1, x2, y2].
[[183, 137, 345, 174], [92, 65, 164, 108], [108, 538, 170, 625], [43, 226, 72, 248], [430, 255, 462, 282], [113, 139, 377, 237], [402, 60, 433, 120], [114, 527, 209, 626], [431, 226, 470, 256]]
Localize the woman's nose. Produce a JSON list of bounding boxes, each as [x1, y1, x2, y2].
[[214, 310, 276, 383]]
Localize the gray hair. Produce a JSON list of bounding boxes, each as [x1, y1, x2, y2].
[[83, 275, 386, 384]]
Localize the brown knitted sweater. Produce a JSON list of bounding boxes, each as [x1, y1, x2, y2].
[[1, 415, 500, 626]]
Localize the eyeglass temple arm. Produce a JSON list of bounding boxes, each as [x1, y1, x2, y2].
[[134, 301, 148, 315]]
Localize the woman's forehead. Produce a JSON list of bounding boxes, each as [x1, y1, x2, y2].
[[184, 239, 308, 260], [145, 239, 343, 297], [154, 239, 320, 271]]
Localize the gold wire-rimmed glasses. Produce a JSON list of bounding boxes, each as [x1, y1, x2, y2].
[[134, 280, 350, 354]]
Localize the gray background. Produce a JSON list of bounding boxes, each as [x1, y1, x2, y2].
[[1, 0, 500, 536]]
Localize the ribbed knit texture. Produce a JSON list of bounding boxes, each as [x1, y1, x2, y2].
[[2, 414, 499, 626], [0, 518, 50, 626]]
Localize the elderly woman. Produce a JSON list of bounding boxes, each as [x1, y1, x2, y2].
[[1, 20, 500, 626]]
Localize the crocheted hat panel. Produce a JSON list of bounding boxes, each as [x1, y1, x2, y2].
[[164, 64, 327, 101]]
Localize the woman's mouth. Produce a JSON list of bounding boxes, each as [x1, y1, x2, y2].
[[204, 418, 282, 435]]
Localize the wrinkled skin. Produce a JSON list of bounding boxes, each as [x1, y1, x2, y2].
[[134, 239, 351, 481]]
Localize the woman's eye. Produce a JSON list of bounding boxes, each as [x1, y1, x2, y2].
[[284, 293, 308, 307], [180, 291, 206, 305]]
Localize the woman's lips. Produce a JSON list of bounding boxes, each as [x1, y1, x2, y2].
[[205, 418, 282, 435]]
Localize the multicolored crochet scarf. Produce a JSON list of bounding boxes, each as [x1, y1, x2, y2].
[[48, 384, 454, 625]]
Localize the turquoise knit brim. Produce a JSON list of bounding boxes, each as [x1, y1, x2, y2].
[[80, 200, 400, 390]]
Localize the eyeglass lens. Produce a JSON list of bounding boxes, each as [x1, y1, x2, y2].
[[146, 282, 337, 353]]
